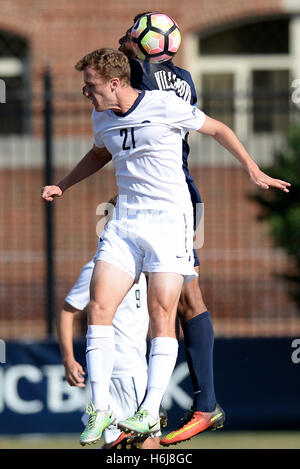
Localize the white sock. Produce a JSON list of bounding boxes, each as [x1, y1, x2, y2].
[[86, 324, 115, 411], [142, 337, 178, 418]]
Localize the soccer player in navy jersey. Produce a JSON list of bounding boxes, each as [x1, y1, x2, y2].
[[119, 13, 224, 446], [78, 13, 220, 446]]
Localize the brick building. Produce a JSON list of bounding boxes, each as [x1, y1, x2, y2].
[[1, 0, 300, 140], [0, 1, 299, 87], [0, 0, 299, 338]]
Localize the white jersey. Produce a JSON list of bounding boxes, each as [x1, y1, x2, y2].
[[92, 90, 206, 214], [65, 261, 149, 378]]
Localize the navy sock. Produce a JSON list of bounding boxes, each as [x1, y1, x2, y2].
[[182, 311, 216, 412]]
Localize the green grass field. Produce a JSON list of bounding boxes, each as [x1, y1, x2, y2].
[[1, 431, 300, 449]]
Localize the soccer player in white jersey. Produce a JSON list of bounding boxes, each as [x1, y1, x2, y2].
[[56, 197, 160, 449], [57, 260, 160, 449], [42, 48, 290, 446]]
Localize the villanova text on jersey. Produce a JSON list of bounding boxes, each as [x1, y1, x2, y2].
[[153, 70, 192, 103]]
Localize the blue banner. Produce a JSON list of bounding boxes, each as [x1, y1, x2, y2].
[[0, 340, 193, 434], [0, 338, 300, 434]]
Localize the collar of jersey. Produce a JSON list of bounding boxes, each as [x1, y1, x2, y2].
[[113, 90, 145, 117]]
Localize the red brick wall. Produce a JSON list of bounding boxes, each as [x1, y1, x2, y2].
[[0, 0, 285, 136], [1, 1, 298, 339], [0, 166, 298, 339], [0, 0, 283, 92]]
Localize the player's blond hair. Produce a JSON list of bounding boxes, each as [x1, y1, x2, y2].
[[75, 48, 131, 85]]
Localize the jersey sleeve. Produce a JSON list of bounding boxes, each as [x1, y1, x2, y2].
[[92, 110, 106, 148], [166, 91, 206, 131]]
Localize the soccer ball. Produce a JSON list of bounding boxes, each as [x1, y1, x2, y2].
[[130, 13, 181, 63]]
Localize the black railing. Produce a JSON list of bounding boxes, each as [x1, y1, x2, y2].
[[43, 68, 54, 336], [0, 80, 299, 338]]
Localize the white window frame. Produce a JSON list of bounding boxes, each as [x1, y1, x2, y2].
[[187, 51, 291, 140], [183, 32, 293, 166]]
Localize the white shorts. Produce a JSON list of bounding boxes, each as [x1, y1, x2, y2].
[[82, 372, 148, 445], [94, 210, 197, 284]]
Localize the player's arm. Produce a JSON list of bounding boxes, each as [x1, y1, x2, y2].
[[41, 145, 112, 202], [56, 302, 86, 387], [198, 116, 291, 193]]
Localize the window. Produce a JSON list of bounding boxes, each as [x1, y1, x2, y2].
[[252, 70, 290, 132], [0, 30, 30, 134], [200, 17, 289, 55], [201, 73, 234, 128], [193, 17, 291, 135]]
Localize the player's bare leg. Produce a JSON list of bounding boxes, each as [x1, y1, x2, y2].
[[160, 265, 225, 446], [118, 272, 183, 438], [80, 260, 134, 446], [177, 266, 207, 321], [88, 260, 134, 325], [147, 272, 183, 338]]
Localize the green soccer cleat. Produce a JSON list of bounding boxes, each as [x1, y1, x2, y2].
[[80, 402, 116, 446], [118, 408, 161, 437]]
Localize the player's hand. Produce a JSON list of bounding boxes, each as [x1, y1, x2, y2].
[[41, 185, 63, 202], [64, 360, 86, 388], [249, 167, 291, 193]]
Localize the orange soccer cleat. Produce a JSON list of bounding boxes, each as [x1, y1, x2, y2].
[[160, 404, 225, 446], [110, 431, 137, 450], [110, 431, 152, 450]]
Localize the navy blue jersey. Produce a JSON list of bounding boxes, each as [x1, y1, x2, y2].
[[129, 59, 198, 185]]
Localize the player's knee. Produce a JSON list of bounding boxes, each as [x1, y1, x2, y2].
[[178, 284, 207, 322], [87, 299, 113, 324], [148, 304, 170, 336], [148, 304, 168, 322]]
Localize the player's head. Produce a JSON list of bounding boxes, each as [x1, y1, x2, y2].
[[118, 27, 135, 58], [75, 48, 131, 111], [118, 11, 155, 59]]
